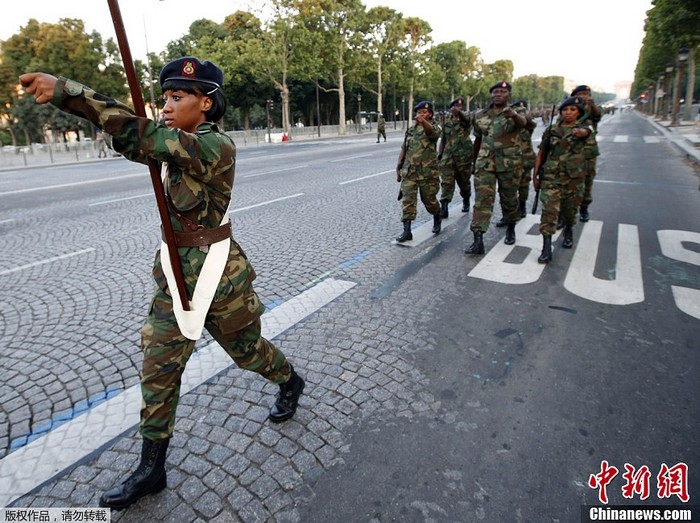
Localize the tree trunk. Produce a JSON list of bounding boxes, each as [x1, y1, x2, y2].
[[683, 46, 696, 122], [338, 73, 347, 135]]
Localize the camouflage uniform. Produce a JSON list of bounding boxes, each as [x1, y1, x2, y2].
[[439, 110, 473, 207], [377, 114, 386, 142], [399, 121, 442, 221], [516, 113, 537, 210], [580, 106, 602, 209], [50, 77, 292, 441], [471, 105, 526, 232], [537, 120, 592, 235]]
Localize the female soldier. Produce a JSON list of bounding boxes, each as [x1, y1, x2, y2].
[[395, 101, 442, 242], [20, 57, 304, 509], [533, 95, 592, 263]]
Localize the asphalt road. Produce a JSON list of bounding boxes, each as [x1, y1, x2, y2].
[[0, 110, 697, 521]]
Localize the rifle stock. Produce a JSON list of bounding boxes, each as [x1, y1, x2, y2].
[[531, 104, 557, 215], [107, 0, 190, 310]]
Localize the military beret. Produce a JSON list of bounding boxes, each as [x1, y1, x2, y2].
[[559, 96, 584, 112], [511, 99, 528, 108], [449, 97, 464, 108], [159, 57, 224, 90], [571, 85, 591, 96], [489, 81, 511, 93], [413, 100, 434, 113]]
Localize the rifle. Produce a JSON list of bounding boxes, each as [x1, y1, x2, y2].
[[531, 104, 557, 215], [397, 127, 410, 200], [107, 0, 190, 310]]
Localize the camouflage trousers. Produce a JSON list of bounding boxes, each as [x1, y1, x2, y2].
[[538, 171, 585, 236], [138, 283, 290, 441], [581, 158, 597, 207], [517, 165, 534, 204], [470, 169, 520, 233], [400, 176, 440, 221], [439, 159, 472, 203]]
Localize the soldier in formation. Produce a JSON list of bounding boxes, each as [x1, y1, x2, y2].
[[20, 56, 305, 510], [395, 101, 442, 242], [466, 81, 528, 254], [437, 96, 474, 218], [533, 95, 592, 263], [496, 99, 536, 225], [570, 85, 602, 223]]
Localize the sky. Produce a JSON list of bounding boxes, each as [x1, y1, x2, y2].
[[0, 0, 653, 95]]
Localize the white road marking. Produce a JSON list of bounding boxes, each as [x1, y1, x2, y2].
[[0, 249, 96, 277], [0, 173, 144, 197], [242, 165, 308, 178], [89, 193, 152, 206], [330, 154, 374, 163], [230, 193, 305, 213], [339, 171, 392, 185], [564, 221, 644, 305], [613, 135, 629, 143], [0, 277, 356, 508], [391, 202, 467, 247], [657, 230, 700, 320], [643, 136, 661, 143]]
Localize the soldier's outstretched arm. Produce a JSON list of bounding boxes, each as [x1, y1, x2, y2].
[[19, 73, 58, 104]]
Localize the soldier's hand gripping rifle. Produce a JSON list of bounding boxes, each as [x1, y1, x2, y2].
[[531, 104, 557, 214]]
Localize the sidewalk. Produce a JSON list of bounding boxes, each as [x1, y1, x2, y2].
[[644, 114, 700, 165]]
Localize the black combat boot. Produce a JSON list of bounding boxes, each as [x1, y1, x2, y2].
[[538, 235, 552, 264], [519, 200, 527, 218], [580, 206, 589, 222], [556, 213, 564, 230], [440, 200, 449, 219], [396, 221, 412, 242], [465, 231, 485, 255], [462, 200, 470, 213], [99, 438, 169, 509], [432, 213, 442, 234], [269, 366, 305, 423], [562, 225, 574, 249], [504, 222, 516, 245], [495, 216, 507, 227]]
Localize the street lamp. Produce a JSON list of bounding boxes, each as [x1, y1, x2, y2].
[[655, 75, 665, 117], [401, 97, 405, 129], [663, 64, 673, 120], [671, 47, 689, 126]]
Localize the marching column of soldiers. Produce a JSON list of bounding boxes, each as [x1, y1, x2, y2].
[[395, 82, 603, 265]]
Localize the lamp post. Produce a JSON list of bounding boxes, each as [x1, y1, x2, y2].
[[357, 93, 362, 133], [671, 46, 690, 126], [654, 75, 664, 118]]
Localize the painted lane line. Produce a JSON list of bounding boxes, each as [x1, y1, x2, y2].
[[230, 193, 304, 213], [89, 193, 152, 206], [242, 165, 308, 178], [339, 171, 392, 185], [0, 277, 356, 508], [613, 135, 629, 143], [0, 173, 145, 197], [0, 249, 96, 277], [643, 136, 661, 143], [0, 219, 14, 225], [330, 154, 374, 163]]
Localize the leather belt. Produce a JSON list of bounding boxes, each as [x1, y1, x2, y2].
[[162, 222, 232, 247]]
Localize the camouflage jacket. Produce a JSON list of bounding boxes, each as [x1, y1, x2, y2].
[[51, 77, 261, 309], [580, 104, 602, 159], [401, 120, 442, 180], [440, 110, 474, 165], [518, 113, 537, 168], [473, 104, 526, 172], [540, 120, 592, 178]]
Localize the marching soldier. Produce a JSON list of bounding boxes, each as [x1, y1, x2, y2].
[[570, 85, 602, 222], [496, 99, 536, 225], [395, 101, 442, 242], [466, 81, 527, 254], [438, 96, 474, 218], [20, 57, 305, 509], [533, 96, 592, 263]]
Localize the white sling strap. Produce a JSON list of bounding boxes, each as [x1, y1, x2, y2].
[[159, 163, 231, 340]]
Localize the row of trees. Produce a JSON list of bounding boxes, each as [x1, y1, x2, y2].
[[1, 0, 607, 146], [631, 0, 699, 118]]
